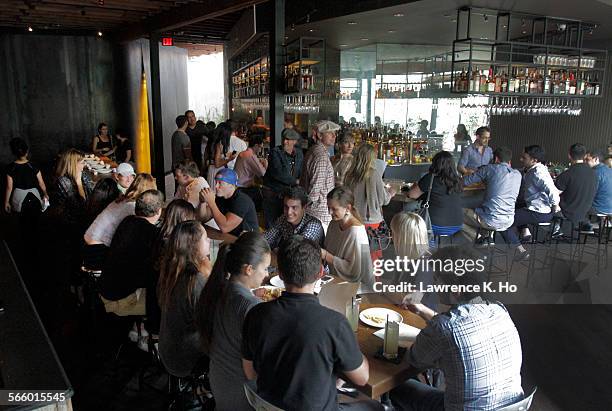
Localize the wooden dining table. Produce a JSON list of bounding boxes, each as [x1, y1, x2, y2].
[[355, 297, 427, 399]]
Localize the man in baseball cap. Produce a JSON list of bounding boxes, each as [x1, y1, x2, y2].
[[114, 162, 136, 194], [200, 168, 259, 236]]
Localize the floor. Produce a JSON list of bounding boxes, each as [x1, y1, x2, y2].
[[2, 213, 612, 410]]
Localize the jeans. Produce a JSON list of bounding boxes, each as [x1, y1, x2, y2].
[[389, 379, 445, 411], [262, 188, 284, 229], [338, 400, 385, 411], [503, 208, 553, 245]]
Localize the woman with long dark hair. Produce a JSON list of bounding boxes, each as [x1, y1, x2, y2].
[[86, 178, 121, 225], [158, 221, 211, 378], [197, 232, 271, 410], [407, 150, 463, 239], [204, 123, 238, 191]]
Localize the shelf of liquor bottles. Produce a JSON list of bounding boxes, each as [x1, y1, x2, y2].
[[284, 37, 326, 94], [231, 56, 269, 99], [450, 38, 607, 97], [348, 125, 444, 166]]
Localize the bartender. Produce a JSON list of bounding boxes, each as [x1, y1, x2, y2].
[[416, 120, 430, 138], [457, 126, 493, 175]]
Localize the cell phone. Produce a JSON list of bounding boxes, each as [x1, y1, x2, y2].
[[321, 275, 334, 284]]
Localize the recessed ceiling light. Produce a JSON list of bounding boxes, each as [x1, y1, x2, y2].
[[388, 29, 396, 33], [97, 31, 103, 37], [522, 30, 527, 34], [393, 13, 404, 17], [347, 21, 357, 25], [308, 29, 315, 32], [339, 44, 348, 47], [443, 13, 451, 18], [360, 38, 368, 41], [451, 19, 457, 23], [27, 26, 33, 32]]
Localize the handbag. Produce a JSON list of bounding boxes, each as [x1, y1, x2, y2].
[[417, 174, 435, 241], [364, 182, 392, 252]]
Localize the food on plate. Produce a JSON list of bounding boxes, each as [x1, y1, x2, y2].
[[363, 314, 386, 325], [255, 287, 283, 302]]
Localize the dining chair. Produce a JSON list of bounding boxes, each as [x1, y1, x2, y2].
[[243, 381, 284, 411], [496, 387, 537, 411]]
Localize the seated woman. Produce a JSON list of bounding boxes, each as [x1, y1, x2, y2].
[[197, 232, 271, 411], [406, 150, 463, 241], [321, 186, 374, 286], [389, 212, 437, 311], [148, 199, 196, 336], [344, 144, 395, 259], [85, 178, 121, 226], [92, 122, 115, 157], [331, 132, 355, 186], [158, 221, 212, 378], [84, 173, 156, 246]]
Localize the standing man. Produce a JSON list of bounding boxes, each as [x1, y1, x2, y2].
[[416, 119, 429, 138], [185, 110, 207, 170], [553, 143, 598, 236], [228, 121, 248, 169], [301, 120, 339, 233], [171, 115, 191, 167], [262, 128, 304, 228], [457, 126, 494, 176]]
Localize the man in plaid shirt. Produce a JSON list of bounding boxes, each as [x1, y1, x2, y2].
[[301, 120, 339, 233], [264, 186, 325, 250], [391, 246, 524, 411]]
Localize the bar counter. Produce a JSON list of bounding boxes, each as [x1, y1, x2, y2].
[[0, 241, 73, 411]]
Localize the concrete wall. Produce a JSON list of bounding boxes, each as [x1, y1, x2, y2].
[[0, 34, 118, 168]]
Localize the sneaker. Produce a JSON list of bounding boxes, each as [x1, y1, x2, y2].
[[475, 235, 494, 246], [128, 323, 139, 343], [514, 249, 530, 262]]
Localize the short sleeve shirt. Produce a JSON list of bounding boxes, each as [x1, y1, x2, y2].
[[6, 162, 39, 190], [242, 293, 363, 410], [216, 190, 259, 236], [171, 130, 191, 166], [418, 173, 463, 227]]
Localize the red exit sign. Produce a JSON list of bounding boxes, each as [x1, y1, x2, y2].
[[162, 37, 173, 46]]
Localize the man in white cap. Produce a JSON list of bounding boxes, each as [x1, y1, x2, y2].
[[114, 163, 135, 194], [301, 120, 340, 233]]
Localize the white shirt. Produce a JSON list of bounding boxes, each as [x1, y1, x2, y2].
[[228, 135, 248, 169]]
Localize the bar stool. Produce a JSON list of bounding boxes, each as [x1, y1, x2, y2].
[[475, 227, 509, 280], [434, 233, 454, 248], [528, 222, 553, 245]]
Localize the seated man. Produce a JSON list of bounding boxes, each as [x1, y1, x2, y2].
[[264, 186, 325, 250], [99, 189, 163, 316], [200, 168, 259, 236], [391, 246, 524, 411], [242, 235, 382, 411], [586, 149, 612, 216], [114, 162, 135, 194], [462, 147, 522, 244], [504, 145, 559, 257], [173, 160, 210, 221], [553, 143, 598, 236]]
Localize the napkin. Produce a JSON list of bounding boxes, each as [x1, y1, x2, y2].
[[374, 323, 421, 348]]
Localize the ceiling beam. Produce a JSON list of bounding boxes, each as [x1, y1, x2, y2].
[[117, 0, 266, 42]]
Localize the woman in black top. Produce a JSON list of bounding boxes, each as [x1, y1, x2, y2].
[[4, 138, 48, 214], [92, 122, 115, 157], [114, 128, 132, 163], [407, 150, 464, 237]]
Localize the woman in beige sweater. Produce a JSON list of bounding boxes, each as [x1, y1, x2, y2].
[[321, 186, 373, 286]]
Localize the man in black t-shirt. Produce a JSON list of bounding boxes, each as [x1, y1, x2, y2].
[[553, 143, 597, 236], [242, 236, 382, 411], [200, 168, 259, 236], [99, 190, 163, 315], [185, 110, 207, 170]]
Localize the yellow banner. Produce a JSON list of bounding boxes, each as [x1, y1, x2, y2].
[[135, 70, 151, 173]]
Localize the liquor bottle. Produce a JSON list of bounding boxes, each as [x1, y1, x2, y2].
[[564, 71, 570, 95], [544, 70, 551, 94], [494, 70, 502, 93], [552, 72, 561, 95], [576, 73, 585, 95], [508, 69, 516, 93], [594, 75, 600, 95], [501, 72, 508, 93], [487, 68, 496, 92], [568, 72, 577, 95], [514, 69, 521, 93], [480, 70, 487, 92]]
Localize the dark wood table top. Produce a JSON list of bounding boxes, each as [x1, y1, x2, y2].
[[355, 300, 426, 399]]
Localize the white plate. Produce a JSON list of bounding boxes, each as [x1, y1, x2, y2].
[[269, 275, 322, 293], [359, 307, 403, 328], [96, 168, 112, 174]]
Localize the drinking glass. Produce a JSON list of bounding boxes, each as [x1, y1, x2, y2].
[[345, 297, 360, 332]]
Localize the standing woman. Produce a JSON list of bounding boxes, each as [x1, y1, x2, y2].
[[204, 123, 237, 192], [344, 144, 395, 260], [321, 186, 374, 286], [4, 137, 48, 214], [158, 221, 212, 378], [197, 232, 271, 411], [331, 132, 355, 186], [92, 123, 115, 157], [454, 123, 471, 153]]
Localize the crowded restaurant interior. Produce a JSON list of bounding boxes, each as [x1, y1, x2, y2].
[[3, 0, 612, 410]]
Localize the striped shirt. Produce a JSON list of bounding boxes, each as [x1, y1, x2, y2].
[[407, 299, 523, 411], [301, 143, 334, 226], [264, 214, 325, 249]]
